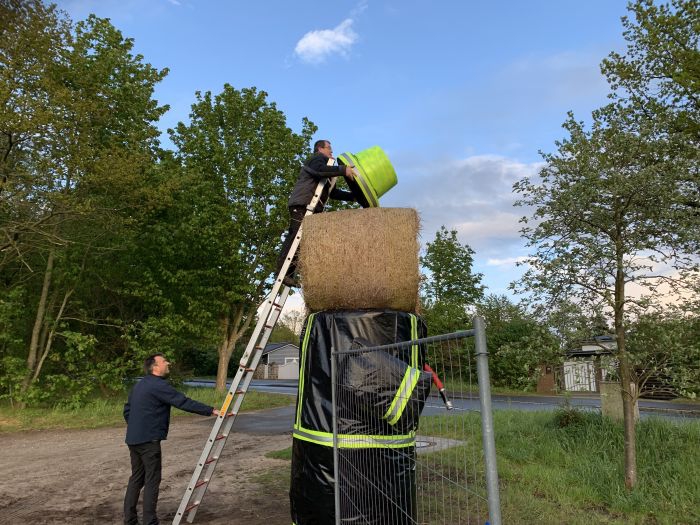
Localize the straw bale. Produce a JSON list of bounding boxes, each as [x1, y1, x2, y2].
[[299, 208, 420, 313]]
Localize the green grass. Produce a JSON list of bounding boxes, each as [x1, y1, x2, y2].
[[257, 410, 700, 525], [265, 446, 292, 461], [0, 387, 293, 433], [418, 410, 700, 524]]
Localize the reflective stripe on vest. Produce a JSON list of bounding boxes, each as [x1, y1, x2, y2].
[[383, 366, 421, 426], [295, 313, 316, 429], [293, 427, 416, 449]]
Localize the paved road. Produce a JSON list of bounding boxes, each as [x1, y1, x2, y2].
[[186, 378, 700, 433]]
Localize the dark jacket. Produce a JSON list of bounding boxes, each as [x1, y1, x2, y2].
[[288, 153, 355, 210], [123, 374, 214, 445]]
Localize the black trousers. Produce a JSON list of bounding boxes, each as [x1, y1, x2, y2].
[[124, 441, 162, 525], [275, 206, 307, 279]]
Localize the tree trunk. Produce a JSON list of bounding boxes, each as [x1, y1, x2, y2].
[[21, 248, 55, 401], [615, 239, 637, 489], [215, 304, 256, 391]]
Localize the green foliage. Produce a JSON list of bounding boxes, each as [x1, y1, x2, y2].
[[421, 225, 484, 307], [626, 311, 700, 398], [420, 225, 484, 343], [269, 323, 297, 344], [0, 0, 169, 405], [478, 295, 560, 390], [601, 0, 700, 147]]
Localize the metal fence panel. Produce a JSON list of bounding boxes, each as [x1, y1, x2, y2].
[[331, 318, 501, 525]]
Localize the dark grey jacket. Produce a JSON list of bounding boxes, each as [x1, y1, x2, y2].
[[123, 374, 213, 445], [288, 153, 355, 210]]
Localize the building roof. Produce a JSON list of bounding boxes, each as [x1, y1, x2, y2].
[[566, 335, 616, 357], [262, 342, 299, 355]]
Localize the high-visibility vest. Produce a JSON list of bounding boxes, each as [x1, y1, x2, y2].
[[292, 312, 427, 449]]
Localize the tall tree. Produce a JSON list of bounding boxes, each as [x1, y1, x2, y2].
[[514, 105, 698, 488], [420, 225, 484, 338], [0, 1, 168, 405], [167, 85, 314, 391]]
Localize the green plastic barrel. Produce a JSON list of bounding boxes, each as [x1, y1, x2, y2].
[[337, 146, 398, 208]]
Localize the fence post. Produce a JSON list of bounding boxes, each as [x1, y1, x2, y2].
[[474, 315, 502, 525]]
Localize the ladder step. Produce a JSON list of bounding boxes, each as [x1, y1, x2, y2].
[[236, 389, 245, 394], [215, 434, 226, 441], [194, 479, 209, 488], [204, 456, 219, 465], [185, 501, 200, 513]]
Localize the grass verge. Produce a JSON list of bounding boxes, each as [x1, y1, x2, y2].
[[257, 410, 700, 525], [0, 387, 293, 433]]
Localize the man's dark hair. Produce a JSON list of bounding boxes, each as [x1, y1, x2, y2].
[[313, 139, 329, 153], [144, 353, 165, 374]]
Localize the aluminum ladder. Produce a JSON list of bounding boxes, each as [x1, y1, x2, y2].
[[172, 176, 336, 524]]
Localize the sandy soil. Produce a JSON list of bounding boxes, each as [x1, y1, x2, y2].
[[0, 415, 292, 524]]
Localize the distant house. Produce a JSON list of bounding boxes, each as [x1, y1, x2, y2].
[[255, 342, 299, 380], [561, 336, 615, 393]]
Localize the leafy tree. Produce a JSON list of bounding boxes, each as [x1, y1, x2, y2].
[[477, 295, 559, 390], [514, 105, 698, 488], [420, 226, 484, 335], [514, 1, 700, 488], [626, 309, 700, 399], [421, 225, 484, 307], [166, 85, 315, 390], [269, 323, 297, 344], [0, 1, 168, 405]]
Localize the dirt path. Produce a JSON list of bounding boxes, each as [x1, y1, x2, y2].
[[0, 415, 292, 524]]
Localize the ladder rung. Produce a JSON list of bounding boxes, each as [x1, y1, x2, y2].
[[236, 389, 245, 394], [194, 479, 209, 488], [204, 456, 218, 465], [215, 434, 226, 441], [185, 501, 200, 513]]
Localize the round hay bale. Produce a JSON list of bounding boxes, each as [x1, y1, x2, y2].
[[299, 208, 420, 313]]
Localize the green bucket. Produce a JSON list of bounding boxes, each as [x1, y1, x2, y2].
[[337, 146, 398, 208]]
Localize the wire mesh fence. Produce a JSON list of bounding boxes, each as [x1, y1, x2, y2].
[[330, 319, 501, 525]]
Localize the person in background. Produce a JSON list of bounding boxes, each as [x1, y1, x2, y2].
[[123, 353, 219, 525], [275, 139, 356, 287]]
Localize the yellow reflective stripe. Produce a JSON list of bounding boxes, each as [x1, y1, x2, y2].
[[294, 432, 413, 449], [384, 367, 420, 425], [410, 314, 418, 367], [383, 367, 412, 422], [295, 313, 315, 430], [292, 427, 415, 449]]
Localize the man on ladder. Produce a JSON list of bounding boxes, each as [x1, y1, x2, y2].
[[275, 139, 356, 287], [172, 139, 357, 525]]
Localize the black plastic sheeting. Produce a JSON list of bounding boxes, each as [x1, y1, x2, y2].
[[290, 310, 430, 525]]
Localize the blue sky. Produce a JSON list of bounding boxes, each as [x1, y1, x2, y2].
[[58, 0, 631, 302]]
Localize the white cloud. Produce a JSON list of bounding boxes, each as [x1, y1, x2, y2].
[[386, 153, 541, 257], [487, 256, 529, 267], [294, 19, 358, 64]]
